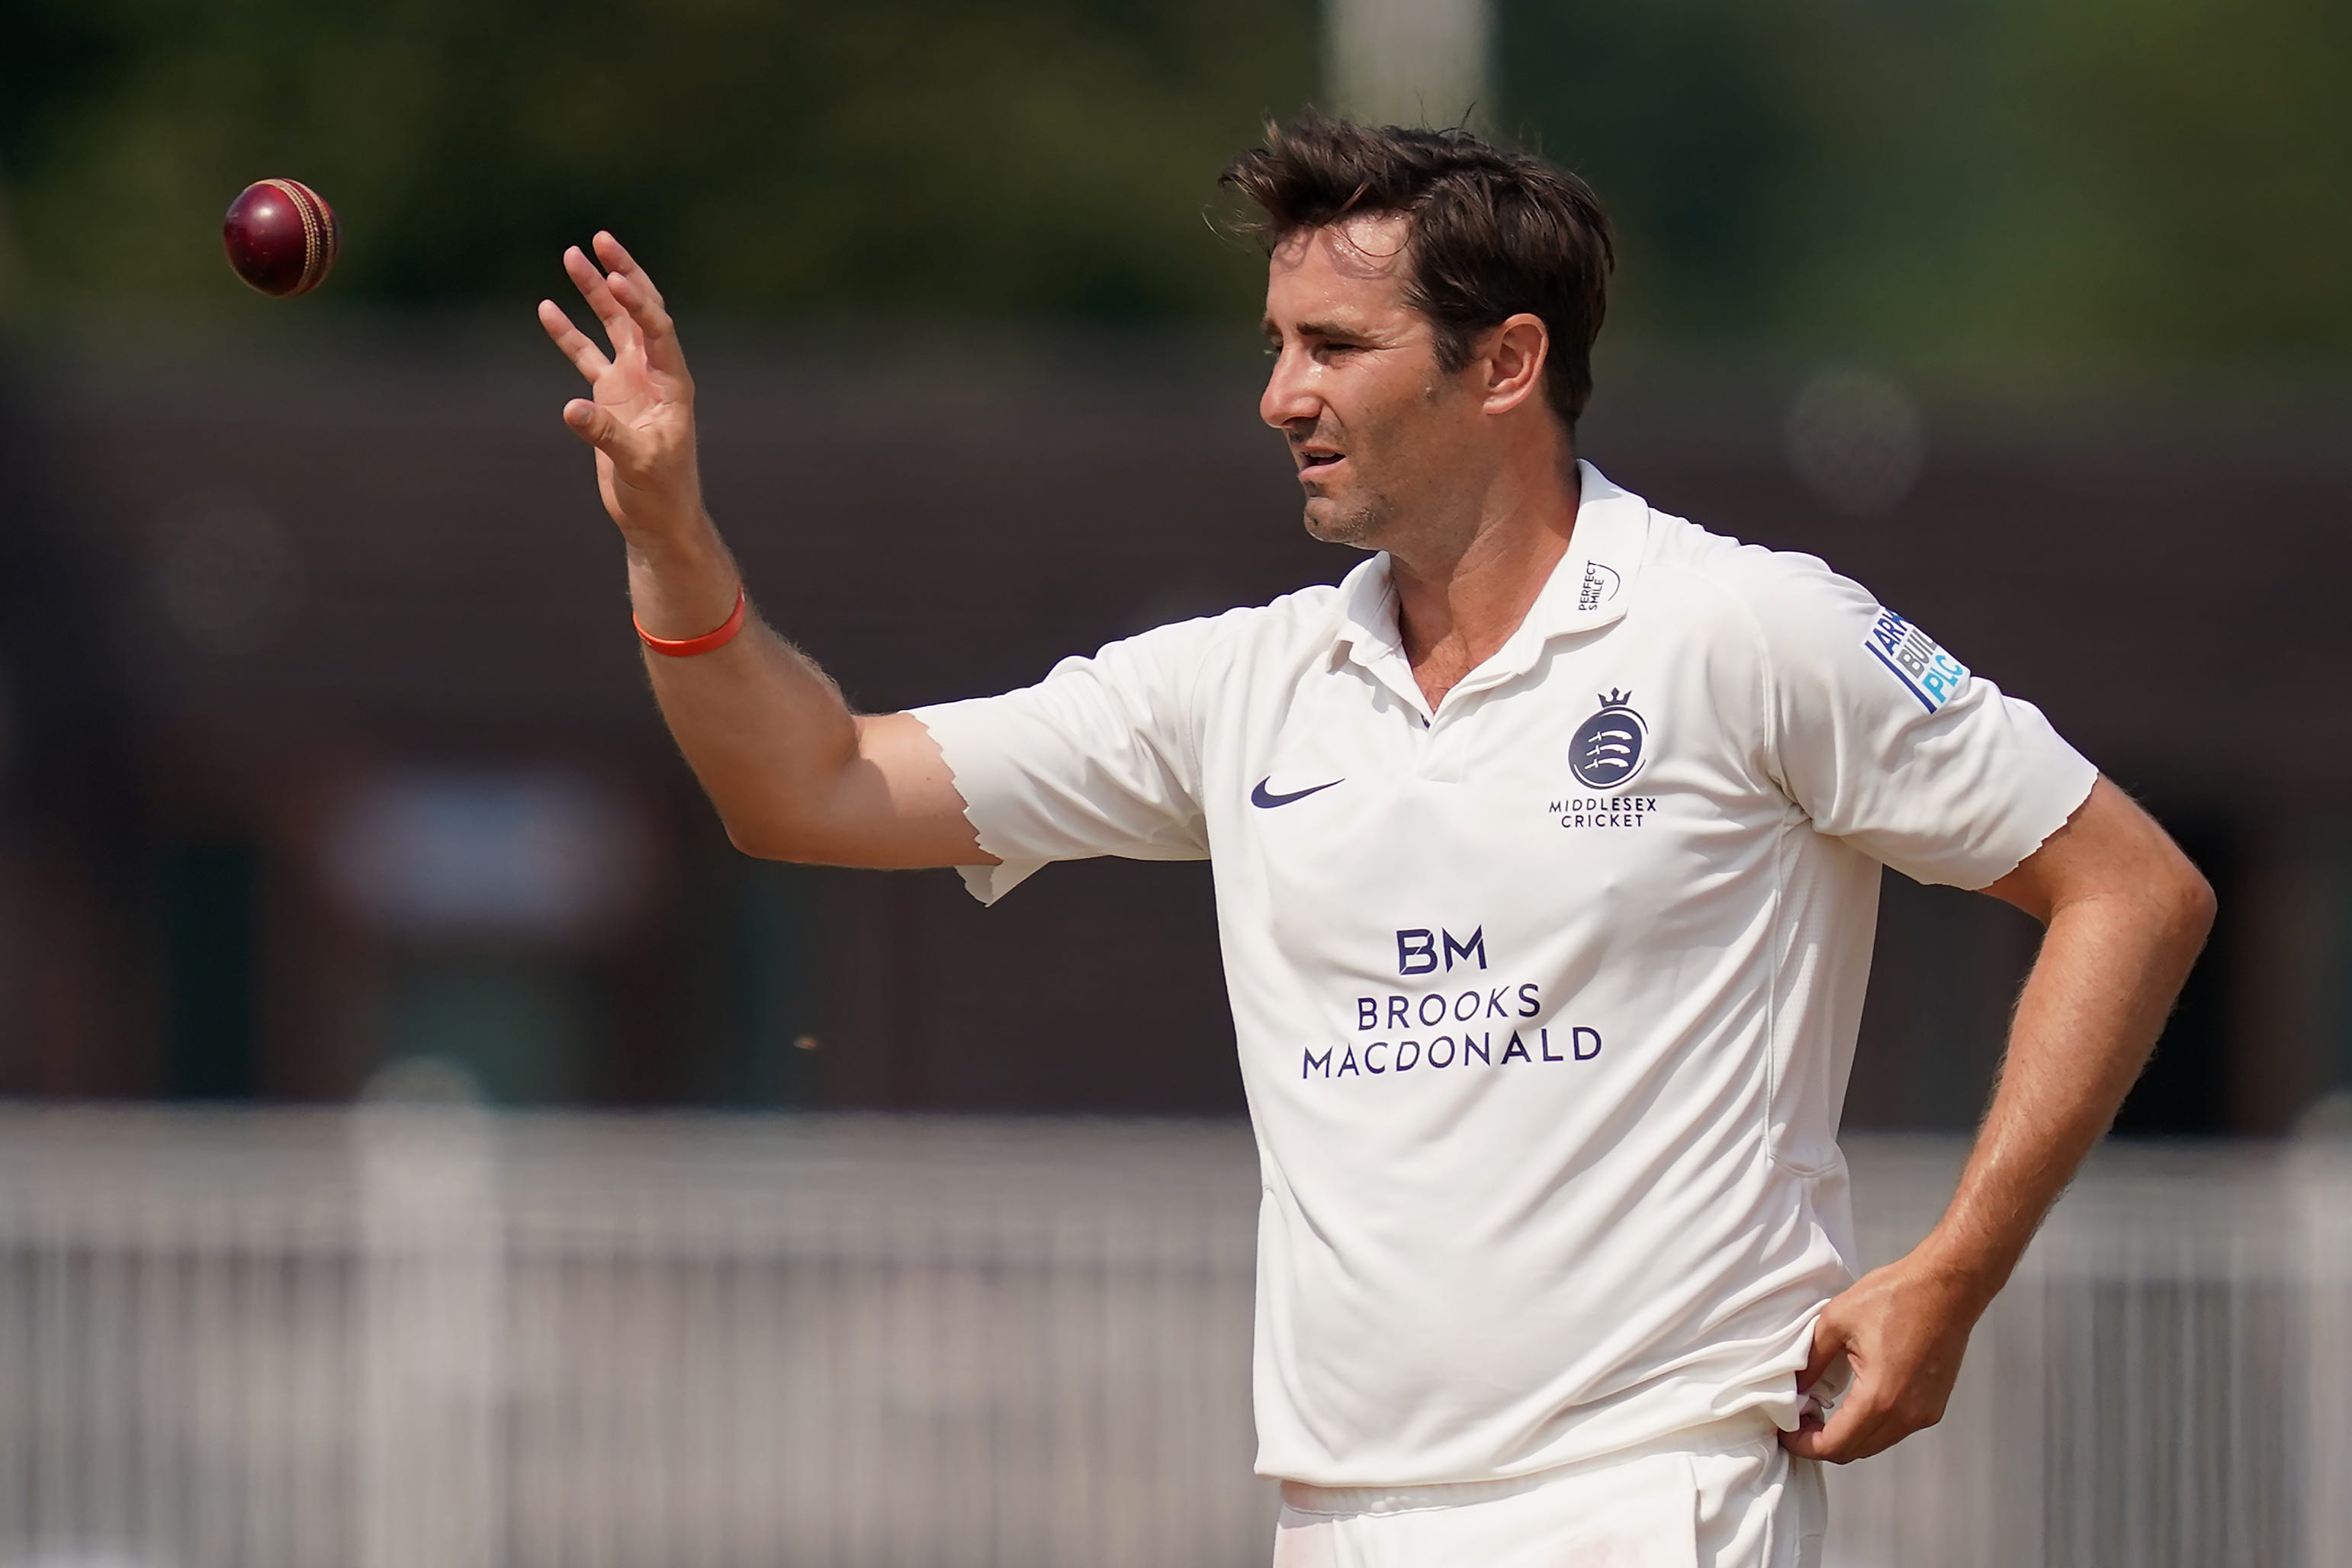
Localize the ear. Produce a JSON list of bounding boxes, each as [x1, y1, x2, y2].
[[1478, 313, 1550, 417]]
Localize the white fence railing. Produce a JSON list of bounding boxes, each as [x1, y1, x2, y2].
[[0, 1107, 2341, 1568]]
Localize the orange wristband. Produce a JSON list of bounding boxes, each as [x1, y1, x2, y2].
[[635, 585, 746, 657]]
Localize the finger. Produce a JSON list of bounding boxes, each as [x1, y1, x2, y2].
[[564, 244, 635, 345], [538, 300, 611, 381], [593, 231, 663, 309], [564, 245, 638, 350], [604, 265, 692, 383], [1798, 1314, 1849, 1393], [1779, 1422, 1839, 1461], [590, 233, 692, 382], [1779, 1393, 1880, 1463], [1781, 1364, 1906, 1464], [1782, 1323, 1868, 1462]]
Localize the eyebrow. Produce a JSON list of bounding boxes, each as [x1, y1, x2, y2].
[[1261, 317, 1367, 342]]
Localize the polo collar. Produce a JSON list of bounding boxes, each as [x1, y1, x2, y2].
[[1329, 460, 1651, 696]]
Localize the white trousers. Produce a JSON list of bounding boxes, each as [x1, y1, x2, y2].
[[1270, 1415, 1826, 1568]]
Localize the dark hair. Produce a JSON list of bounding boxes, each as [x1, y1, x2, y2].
[[1220, 114, 1615, 432]]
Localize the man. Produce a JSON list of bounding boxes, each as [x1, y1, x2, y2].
[[537, 118, 2212, 1567]]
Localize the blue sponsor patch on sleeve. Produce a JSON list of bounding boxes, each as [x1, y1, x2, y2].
[[1863, 609, 1970, 712]]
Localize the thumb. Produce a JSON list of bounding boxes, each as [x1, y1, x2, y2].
[[562, 397, 624, 451], [1799, 1305, 1851, 1394]]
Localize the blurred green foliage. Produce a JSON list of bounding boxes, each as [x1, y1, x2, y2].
[[0, 0, 1314, 322], [1504, 0, 2352, 369], [4, 0, 2347, 369]]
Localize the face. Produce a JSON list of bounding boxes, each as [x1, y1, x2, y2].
[[1258, 214, 1489, 549]]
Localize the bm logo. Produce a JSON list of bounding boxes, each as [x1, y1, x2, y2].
[[1397, 926, 1486, 975]]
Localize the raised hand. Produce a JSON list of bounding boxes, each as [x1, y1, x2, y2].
[[538, 232, 705, 544]]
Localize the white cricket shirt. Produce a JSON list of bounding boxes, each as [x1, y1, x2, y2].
[[911, 461, 2096, 1487]]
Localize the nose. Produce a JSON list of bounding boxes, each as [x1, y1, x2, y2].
[[1259, 343, 1320, 432]]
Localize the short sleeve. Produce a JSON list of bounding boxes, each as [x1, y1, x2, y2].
[[908, 617, 1218, 904], [1744, 554, 2097, 888]]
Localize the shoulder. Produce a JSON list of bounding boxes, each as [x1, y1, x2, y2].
[[1633, 504, 2006, 766], [1614, 503, 1923, 756], [1145, 579, 1351, 652], [1047, 577, 1351, 714], [1078, 576, 1352, 677], [1635, 509, 1883, 662]]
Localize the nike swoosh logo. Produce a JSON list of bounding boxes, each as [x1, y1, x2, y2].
[[1251, 776, 1342, 808]]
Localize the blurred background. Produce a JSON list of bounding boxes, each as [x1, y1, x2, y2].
[[0, 0, 2347, 1563]]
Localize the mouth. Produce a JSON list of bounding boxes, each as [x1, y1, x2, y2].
[[1293, 445, 1346, 481]]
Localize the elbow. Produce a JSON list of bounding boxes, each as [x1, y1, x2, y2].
[[725, 817, 815, 863], [2145, 840, 2217, 956], [719, 818, 776, 865], [2174, 863, 2218, 949]]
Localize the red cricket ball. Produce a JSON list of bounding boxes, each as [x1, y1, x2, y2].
[[222, 178, 339, 297]]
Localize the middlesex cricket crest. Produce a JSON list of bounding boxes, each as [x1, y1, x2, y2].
[[1569, 689, 1649, 791]]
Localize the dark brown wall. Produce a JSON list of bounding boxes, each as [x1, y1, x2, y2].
[[5, 328, 2346, 1129]]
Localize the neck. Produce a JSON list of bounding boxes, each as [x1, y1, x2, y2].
[[1387, 451, 1582, 700]]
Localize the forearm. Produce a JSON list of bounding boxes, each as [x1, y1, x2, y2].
[[1917, 875, 2214, 1307], [628, 524, 861, 856], [1783, 786, 2212, 1464], [544, 235, 982, 869]]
